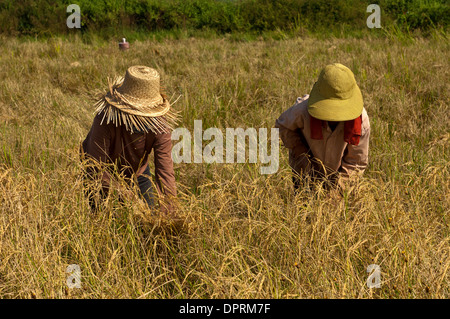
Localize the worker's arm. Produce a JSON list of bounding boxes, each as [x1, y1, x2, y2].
[[153, 132, 177, 215], [275, 95, 309, 157], [340, 114, 370, 177], [82, 114, 113, 192]]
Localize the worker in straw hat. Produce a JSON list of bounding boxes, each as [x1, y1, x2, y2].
[[81, 65, 178, 216], [275, 63, 370, 191]]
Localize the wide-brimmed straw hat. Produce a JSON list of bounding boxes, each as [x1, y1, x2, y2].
[[307, 63, 363, 122], [94, 65, 177, 134]]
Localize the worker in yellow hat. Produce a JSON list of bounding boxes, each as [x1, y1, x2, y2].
[[275, 63, 370, 191]]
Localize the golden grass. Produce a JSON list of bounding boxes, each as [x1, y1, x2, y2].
[[0, 33, 448, 298]]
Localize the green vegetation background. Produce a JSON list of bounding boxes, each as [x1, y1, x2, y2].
[[0, 0, 448, 39]]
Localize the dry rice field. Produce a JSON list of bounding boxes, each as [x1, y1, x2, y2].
[[0, 33, 448, 298]]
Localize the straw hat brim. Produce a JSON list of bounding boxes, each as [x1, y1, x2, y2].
[[103, 77, 171, 118], [105, 93, 171, 118], [93, 76, 178, 134], [307, 81, 363, 122]]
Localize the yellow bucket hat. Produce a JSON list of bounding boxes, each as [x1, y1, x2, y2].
[[307, 63, 363, 121]]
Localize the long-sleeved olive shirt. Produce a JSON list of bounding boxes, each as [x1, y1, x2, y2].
[[275, 95, 370, 178], [81, 113, 177, 203]]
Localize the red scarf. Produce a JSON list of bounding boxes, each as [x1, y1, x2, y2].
[[310, 115, 362, 145]]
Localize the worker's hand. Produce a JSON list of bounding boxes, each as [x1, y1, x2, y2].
[[337, 176, 348, 191], [329, 186, 342, 203], [310, 157, 328, 181], [158, 199, 190, 234], [335, 174, 357, 197]]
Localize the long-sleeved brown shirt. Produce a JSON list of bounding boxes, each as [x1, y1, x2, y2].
[[275, 94, 370, 178], [81, 113, 177, 200]]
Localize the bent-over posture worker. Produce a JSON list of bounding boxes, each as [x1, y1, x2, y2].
[[275, 63, 370, 191], [81, 65, 178, 215]]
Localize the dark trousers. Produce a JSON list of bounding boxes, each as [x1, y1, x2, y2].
[[85, 165, 155, 211], [137, 165, 155, 208]]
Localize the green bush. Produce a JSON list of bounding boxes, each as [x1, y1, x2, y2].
[[381, 0, 449, 29], [0, 0, 447, 37]]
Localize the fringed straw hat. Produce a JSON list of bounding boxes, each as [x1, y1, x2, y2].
[[94, 65, 178, 134]]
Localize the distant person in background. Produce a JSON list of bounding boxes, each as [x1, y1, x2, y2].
[[275, 63, 370, 192], [81, 65, 178, 216]]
